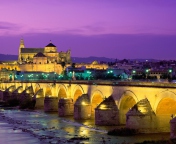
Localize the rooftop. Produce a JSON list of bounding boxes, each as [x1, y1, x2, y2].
[[34, 52, 46, 57], [45, 42, 56, 47]]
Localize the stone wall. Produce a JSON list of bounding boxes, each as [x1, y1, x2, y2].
[[95, 109, 119, 125], [44, 97, 58, 112], [58, 98, 74, 116]]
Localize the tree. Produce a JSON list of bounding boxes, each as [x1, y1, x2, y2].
[[71, 63, 76, 68], [61, 62, 66, 68]]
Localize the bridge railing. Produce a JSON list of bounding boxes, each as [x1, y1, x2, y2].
[[1, 80, 176, 88]]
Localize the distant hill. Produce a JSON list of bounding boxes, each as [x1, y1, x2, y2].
[[130, 59, 159, 62], [0, 54, 158, 63], [71, 56, 116, 63], [0, 54, 18, 61], [0, 54, 116, 63]]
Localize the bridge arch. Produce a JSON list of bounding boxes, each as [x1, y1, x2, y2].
[[6, 85, 16, 92], [34, 89, 44, 98], [154, 90, 176, 113], [118, 90, 138, 124], [72, 84, 84, 102], [24, 86, 34, 94], [90, 90, 105, 116], [44, 84, 53, 97], [33, 83, 41, 94], [154, 90, 176, 131], [14, 86, 23, 93], [57, 84, 68, 99]]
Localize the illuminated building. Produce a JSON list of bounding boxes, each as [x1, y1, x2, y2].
[[0, 39, 72, 77], [18, 39, 71, 64]]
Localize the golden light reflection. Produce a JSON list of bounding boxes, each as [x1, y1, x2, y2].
[[82, 101, 86, 105], [138, 107, 146, 113], [78, 127, 88, 136], [36, 95, 40, 98], [99, 104, 108, 110], [18, 89, 22, 93]]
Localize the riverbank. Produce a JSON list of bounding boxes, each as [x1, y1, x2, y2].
[[0, 121, 40, 144], [0, 108, 171, 144]]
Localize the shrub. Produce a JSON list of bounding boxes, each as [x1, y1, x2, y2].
[[19, 99, 36, 109], [107, 128, 138, 136], [7, 98, 19, 107]]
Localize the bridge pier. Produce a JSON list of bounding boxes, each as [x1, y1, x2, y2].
[[33, 97, 44, 109], [44, 97, 58, 112], [58, 98, 74, 116], [74, 104, 91, 119], [0, 90, 4, 101], [170, 117, 176, 139], [126, 99, 158, 133], [2, 91, 12, 102], [95, 96, 119, 125], [11, 92, 21, 100], [74, 94, 91, 119]]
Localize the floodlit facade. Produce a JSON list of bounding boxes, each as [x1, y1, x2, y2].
[[0, 39, 72, 77], [18, 39, 71, 64]]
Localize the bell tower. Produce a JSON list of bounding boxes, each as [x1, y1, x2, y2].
[[18, 39, 25, 62], [19, 39, 25, 48]]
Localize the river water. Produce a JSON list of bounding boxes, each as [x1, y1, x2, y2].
[[0, 108, 170, 144]]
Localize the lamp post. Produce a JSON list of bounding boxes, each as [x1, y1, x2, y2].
[[168, 69, 172, 80]]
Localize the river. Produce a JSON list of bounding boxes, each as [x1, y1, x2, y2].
[[0, 108, 170, 144]]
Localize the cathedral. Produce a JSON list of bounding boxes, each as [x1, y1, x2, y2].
[[18, 39, 71, 64], [0, 39, 108, 81], [0, 39, 72, 76]]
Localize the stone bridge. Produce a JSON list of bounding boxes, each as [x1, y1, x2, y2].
[[1, 80, 176, 133]]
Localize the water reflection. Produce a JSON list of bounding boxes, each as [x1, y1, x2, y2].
[[0, 109, 170, 144]]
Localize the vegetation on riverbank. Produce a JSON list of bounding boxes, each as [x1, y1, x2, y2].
[[135, 139, 176, 144], [0, 98, 35, 109], [107, 127, 138, 136]]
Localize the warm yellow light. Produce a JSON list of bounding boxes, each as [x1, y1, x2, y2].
[[138, 107, 147, 114], [99, 104, 107, 110], [82, 101, 86, 105], [18, 90, 22, 93], [36, 95, 40, 98]]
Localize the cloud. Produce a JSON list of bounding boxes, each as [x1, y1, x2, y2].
[[1, 32, 176, 60], [0, 21, 21, 30], [0, 21, 23, 36], [58, 24, 106, 36], [82, 25, 105, 33]]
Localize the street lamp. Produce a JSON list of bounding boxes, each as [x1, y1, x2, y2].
[[132, 70, 136, 74], [169, 69, 172, 73]]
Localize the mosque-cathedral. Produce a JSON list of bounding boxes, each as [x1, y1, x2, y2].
[[0, 39, 71, 74], [0, 39, 108, 78], [18, 39, 71, 64]]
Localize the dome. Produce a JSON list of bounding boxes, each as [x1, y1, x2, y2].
[[34, 52, 46, 57], [45, 41, 56, 47], [92, 60, 99, 65]]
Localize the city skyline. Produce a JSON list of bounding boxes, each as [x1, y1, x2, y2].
[[0, 0, 176, 59]]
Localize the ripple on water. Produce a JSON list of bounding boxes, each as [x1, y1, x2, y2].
[[0, 108, 171, 144]]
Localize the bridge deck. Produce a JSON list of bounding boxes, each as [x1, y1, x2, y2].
[[2, 80, 176, 88]]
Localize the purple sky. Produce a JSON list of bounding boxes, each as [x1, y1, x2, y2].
[[0, 0, 176, 59]]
